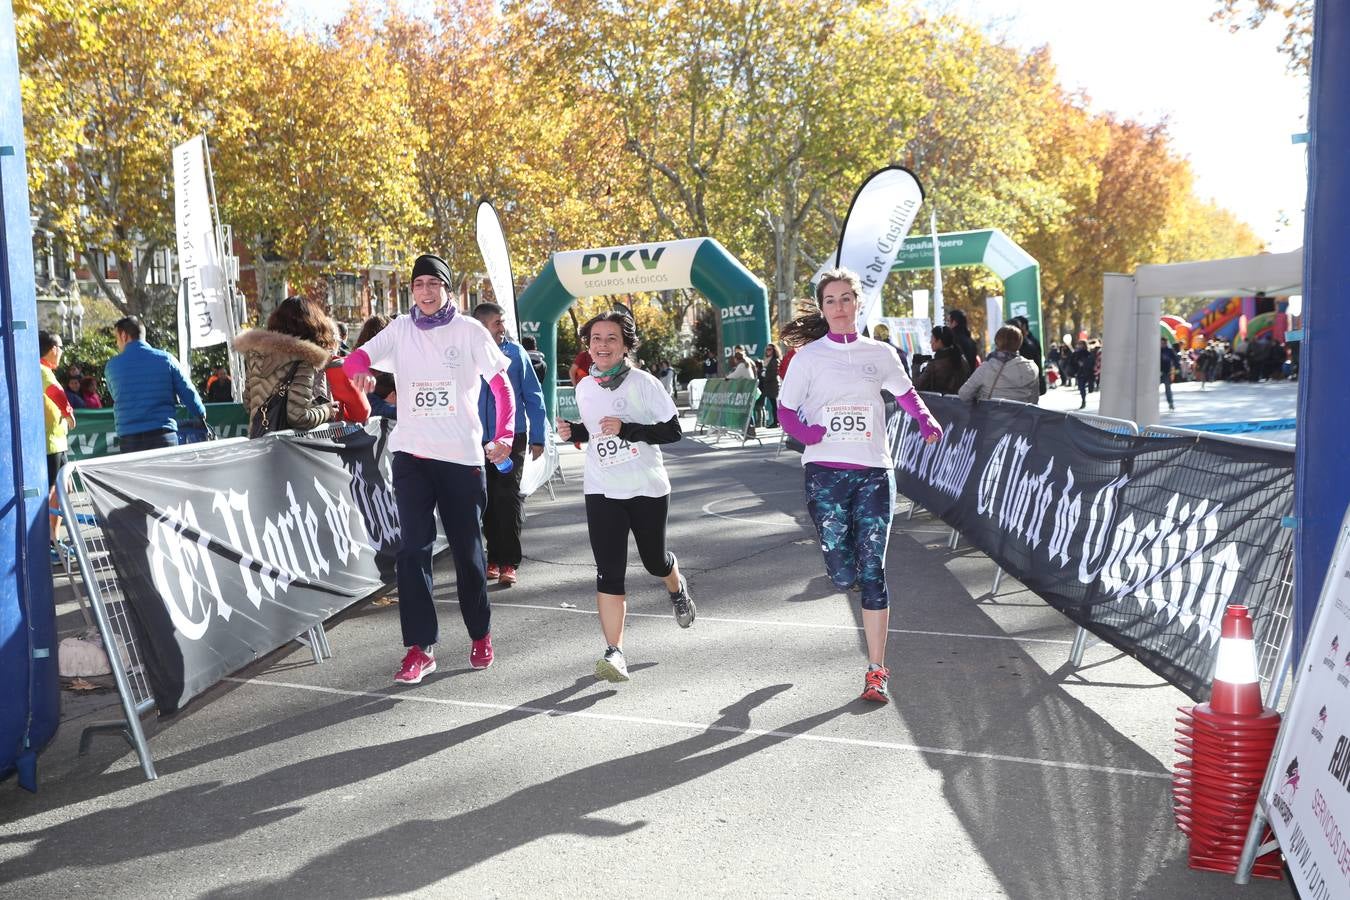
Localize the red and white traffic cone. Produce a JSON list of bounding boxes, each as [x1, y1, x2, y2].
[[1172, 605, 1283, 879], [1209, 605, 1262, 716]]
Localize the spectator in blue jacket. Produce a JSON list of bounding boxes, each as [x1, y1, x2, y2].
[[474, 302, 547, 587], [105, 316, 207, 453]]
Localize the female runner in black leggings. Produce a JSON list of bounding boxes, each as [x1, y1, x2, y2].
[[557, 310, 695, 682]]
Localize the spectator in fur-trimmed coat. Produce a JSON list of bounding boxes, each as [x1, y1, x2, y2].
[[234, 295, 341, 434]]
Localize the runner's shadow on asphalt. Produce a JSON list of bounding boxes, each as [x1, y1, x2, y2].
[[190, 684, 849, 899], [782, 574, 846, 604], [868, 530, 1219, 900], [0, 675, 629, 885]]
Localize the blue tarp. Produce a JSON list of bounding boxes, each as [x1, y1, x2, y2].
[[1294, 2, 1348, 661], [1, 1, 61, 792]]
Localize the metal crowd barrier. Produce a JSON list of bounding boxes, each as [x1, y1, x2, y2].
[[54, 423, 357, 781], [900, 399, 1296, 699], [1137, 422, 1298, 700]]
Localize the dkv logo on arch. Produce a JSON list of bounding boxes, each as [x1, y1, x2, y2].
[[719, 303, 758, 324]]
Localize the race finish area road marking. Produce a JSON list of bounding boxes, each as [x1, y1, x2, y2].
[[434, 597, 1075, 646], [222, 676, 1169, 781]]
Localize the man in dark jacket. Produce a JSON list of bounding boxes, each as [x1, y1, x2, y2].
[[945, 309, 980, 374], [105, 316, 207, 452], [521, 336, 548, 384], [1070, 340, 1095, 409], [475, 303, 547, 587], [1012, 316, 1046, 395], [914, 326, 971, 394], [1160, 337, 1180, 410]]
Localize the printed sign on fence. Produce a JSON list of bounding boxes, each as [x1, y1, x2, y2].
[[78, 420, 431, 712], [695, 378, 759, 434], [66, 403, 251, 460], [891, 394, 1294, 700], [556, 386, 579, 422], [1262, 508, 1350, 899]]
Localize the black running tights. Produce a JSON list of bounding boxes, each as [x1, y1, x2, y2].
[[585, 493, 674, 595]]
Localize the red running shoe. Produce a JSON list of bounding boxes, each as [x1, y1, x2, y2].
[[394, 646, 436, 685], [499, 565, 518, 586], [470, 633, 494, 669], [485, 563, 501, 581], [861, 666, 890, 704]]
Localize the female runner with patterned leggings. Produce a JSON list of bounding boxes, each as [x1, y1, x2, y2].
[[777, 269, 943, 703]]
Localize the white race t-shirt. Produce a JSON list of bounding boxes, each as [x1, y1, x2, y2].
[[575, 368, 680, 499], [777, 335, 913, 469], [358, 314, 509, 465]]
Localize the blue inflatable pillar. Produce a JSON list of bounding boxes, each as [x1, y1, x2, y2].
[[1, 0, 61, 791], [1294, 1, 1349, 659]]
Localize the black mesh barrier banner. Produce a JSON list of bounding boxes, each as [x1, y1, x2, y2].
[[892, 396, 1294, 701], [79, 420, 422, 713]]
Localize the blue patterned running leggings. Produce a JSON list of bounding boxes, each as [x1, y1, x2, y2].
[[804, 464, 896, 610]]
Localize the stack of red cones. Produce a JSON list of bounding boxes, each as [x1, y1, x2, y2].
[[1172, 605, 1283, 878]]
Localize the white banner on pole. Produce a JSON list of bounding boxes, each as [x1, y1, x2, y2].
[[830, 167, 925, 334], [986, 295, 1004, 353], [1260, 508, 1350, 896], [912, 289, 929, 322], [176, 281, 190, 369], [173, 136, 229, 348], [475, 201, 519, 339], [930, 208, 944, 333]]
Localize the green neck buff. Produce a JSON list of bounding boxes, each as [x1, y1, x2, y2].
[[590, 359, 633, 391]]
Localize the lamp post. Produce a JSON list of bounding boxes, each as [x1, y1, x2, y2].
[[55, 298, 69, 341], [71, 296, 84, 340]]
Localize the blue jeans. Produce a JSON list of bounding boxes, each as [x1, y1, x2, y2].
[[118, 429, 178, 453], [804, 464, 895, 610]]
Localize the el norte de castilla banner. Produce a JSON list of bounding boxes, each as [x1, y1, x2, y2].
[[78, 420, 433, 713], [890, 395, 1294, 701]]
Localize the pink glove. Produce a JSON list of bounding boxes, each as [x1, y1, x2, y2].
[[778, 403, 827, 445], [896, 388, 942, 441]]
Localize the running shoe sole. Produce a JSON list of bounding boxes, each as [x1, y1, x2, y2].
[[595, 657, 630, 683], [395, 658, 436, 685], [860, 685, 889, 704]]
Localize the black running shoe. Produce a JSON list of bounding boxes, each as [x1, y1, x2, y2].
[[668, 556, 695, 628]]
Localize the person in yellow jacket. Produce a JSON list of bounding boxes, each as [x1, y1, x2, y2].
[[40, 331, 76, 540]]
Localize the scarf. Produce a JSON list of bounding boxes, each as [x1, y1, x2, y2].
[[411, 302, 456, 331], [988, 349, 1018, 362], [590, 359, 632, 391]]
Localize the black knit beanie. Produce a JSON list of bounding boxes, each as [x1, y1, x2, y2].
[[411, 254, 452, 288]]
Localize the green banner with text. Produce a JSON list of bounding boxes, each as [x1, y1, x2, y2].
[[694, 378, 758, 434], [66, 403, 251, 461], [555, 386, 579, 423]]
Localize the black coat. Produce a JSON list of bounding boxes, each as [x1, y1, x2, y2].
[[914, 346, 971, 395], [951, 326, 979, 373], [1020, 332, 1046, 395]]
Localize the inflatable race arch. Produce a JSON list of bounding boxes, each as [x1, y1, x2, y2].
[[516, 238, 770, 416], [890, 229, 1043, 346]]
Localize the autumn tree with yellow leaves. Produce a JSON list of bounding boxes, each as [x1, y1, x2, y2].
[[16, 0, 1273, 345]]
